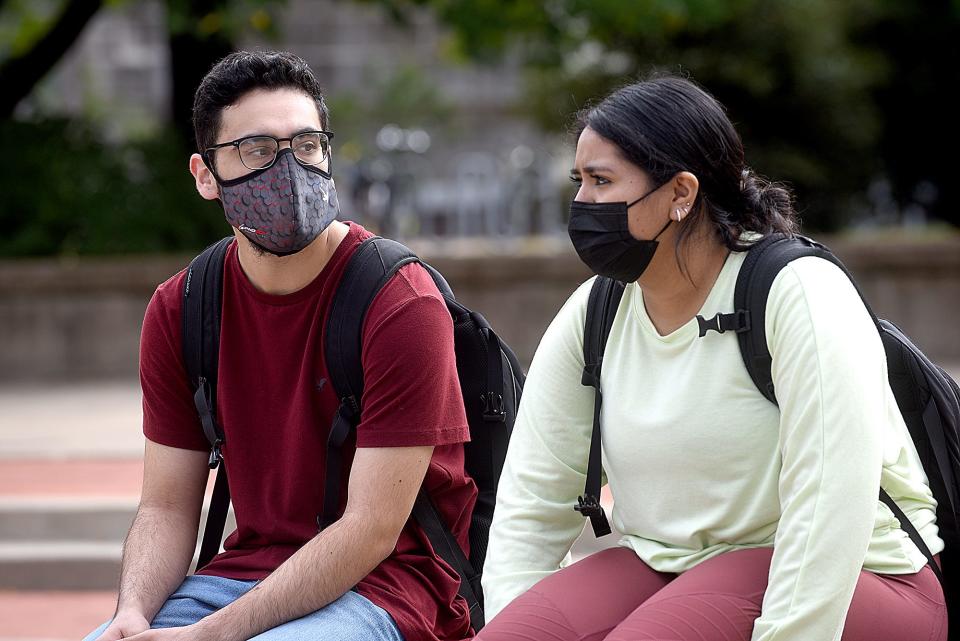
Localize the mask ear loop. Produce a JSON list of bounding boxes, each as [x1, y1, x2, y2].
[[651, 218, 673, 240], [625, 183, 661, 210]]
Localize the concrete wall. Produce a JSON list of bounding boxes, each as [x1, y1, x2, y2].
[[1, 237, 958, 383]]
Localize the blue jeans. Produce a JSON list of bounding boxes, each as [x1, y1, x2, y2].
[[82, 575, 404, 641]]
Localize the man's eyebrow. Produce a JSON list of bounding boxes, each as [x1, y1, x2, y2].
[[233, 126, 323, 140]]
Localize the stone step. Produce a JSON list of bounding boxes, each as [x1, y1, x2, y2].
[[0, 498, 235, 541], [0, 498, 235, 590], [0, 498, 136, 543], [0, 542, 121, 591]]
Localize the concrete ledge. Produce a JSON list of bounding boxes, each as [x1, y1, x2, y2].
[[1, 235, 958, 381]]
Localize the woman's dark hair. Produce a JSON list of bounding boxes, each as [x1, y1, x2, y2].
[[577, 74, 797, 257], [192, 50, 330, 152]]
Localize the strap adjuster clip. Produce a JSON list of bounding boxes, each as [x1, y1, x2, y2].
[[574, 494, 612, 537], [208, 439, 223, 469], [574, 494, 604, 519], [482, 392, 506, 422], [581, 362, 602, 388]]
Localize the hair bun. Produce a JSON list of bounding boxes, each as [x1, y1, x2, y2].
[[739, 168, 797, 234], [740, 169, 761, 209]]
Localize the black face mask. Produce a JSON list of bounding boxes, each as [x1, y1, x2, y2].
[[568, 186, 672, 282]]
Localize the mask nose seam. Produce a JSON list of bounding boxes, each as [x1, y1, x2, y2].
[[279, 152, 300, 207]]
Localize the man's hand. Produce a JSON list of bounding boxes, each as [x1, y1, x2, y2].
[[119, 625, 206, 641], [92, 610, 150, 641]]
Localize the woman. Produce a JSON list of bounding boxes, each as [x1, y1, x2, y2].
[[477, 75, 946, 641]]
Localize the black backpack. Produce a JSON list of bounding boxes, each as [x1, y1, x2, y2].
[[580, 234, 960, 630], [180, 235, 524, 632]]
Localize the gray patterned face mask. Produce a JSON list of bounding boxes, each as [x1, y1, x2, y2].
[[218, 149, 340, 256]]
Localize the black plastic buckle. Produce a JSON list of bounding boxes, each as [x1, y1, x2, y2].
[[574, 494, 612, 537], [208, 439, 223, 469], [696, 310, 751, 337], [574, 494, 604, 519], [482, 392, 506, 422], [335, 395, 360, 427], [732, 309, 751, 333]]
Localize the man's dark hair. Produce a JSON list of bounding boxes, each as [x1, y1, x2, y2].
[[192, 50, 330, 153]]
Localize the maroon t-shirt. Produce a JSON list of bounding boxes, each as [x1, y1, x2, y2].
[[139, 222, 477, 641]]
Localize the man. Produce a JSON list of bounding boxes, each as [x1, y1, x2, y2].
[[84, 50, 476, 641]]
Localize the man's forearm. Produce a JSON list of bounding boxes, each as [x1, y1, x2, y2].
[[115, 505, 201, 621], [193, 511, 395, 641]]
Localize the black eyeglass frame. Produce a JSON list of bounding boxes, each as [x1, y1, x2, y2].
[[201, 130, 335, 182]]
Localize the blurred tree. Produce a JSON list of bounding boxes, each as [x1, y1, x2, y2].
[[0, 118, 222, 256], [360, 0, 958, 231], [0, 0, 104, 118], [861, 0, 959, 231], [165, 0, 285, 145], [0, 0, 287, 257], [0, 0, 285, 143]]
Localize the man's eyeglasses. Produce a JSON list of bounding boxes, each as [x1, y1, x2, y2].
[[203, 130, 335, 180]]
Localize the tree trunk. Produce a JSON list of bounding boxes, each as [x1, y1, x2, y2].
[[167, 1, 233, 150], [0, 0, 104, 118]]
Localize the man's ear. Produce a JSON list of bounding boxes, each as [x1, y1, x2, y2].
[[189, 153, 220, 201]]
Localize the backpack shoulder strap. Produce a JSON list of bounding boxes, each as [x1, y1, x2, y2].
[[319, 236, 419, 528], [182, 236, 233, 456], [180, 235, 233, 570], [412, 492, 486, 632], [320, 237, 488, 631], [734, 233, 876, 404], [736, 234, 943, 584], [577, 276, 625, 537]]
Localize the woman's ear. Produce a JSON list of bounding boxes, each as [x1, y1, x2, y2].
[[671, 171, 700, 221], [190, 153, 220, 201]]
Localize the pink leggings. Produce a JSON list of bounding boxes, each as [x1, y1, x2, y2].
[[475, 547, 946, 641]]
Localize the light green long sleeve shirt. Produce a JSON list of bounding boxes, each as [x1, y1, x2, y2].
[[482, 250, 941, 641]]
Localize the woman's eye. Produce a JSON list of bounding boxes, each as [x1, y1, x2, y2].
[[593, 176, 610, 186], [569, 175, 583, 185]]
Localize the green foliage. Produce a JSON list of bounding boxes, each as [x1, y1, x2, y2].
[[164, 0, 286, 39], [0, 119, 225, 256], [361, 0, 958, 231], [0, 0, 62, 58]]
